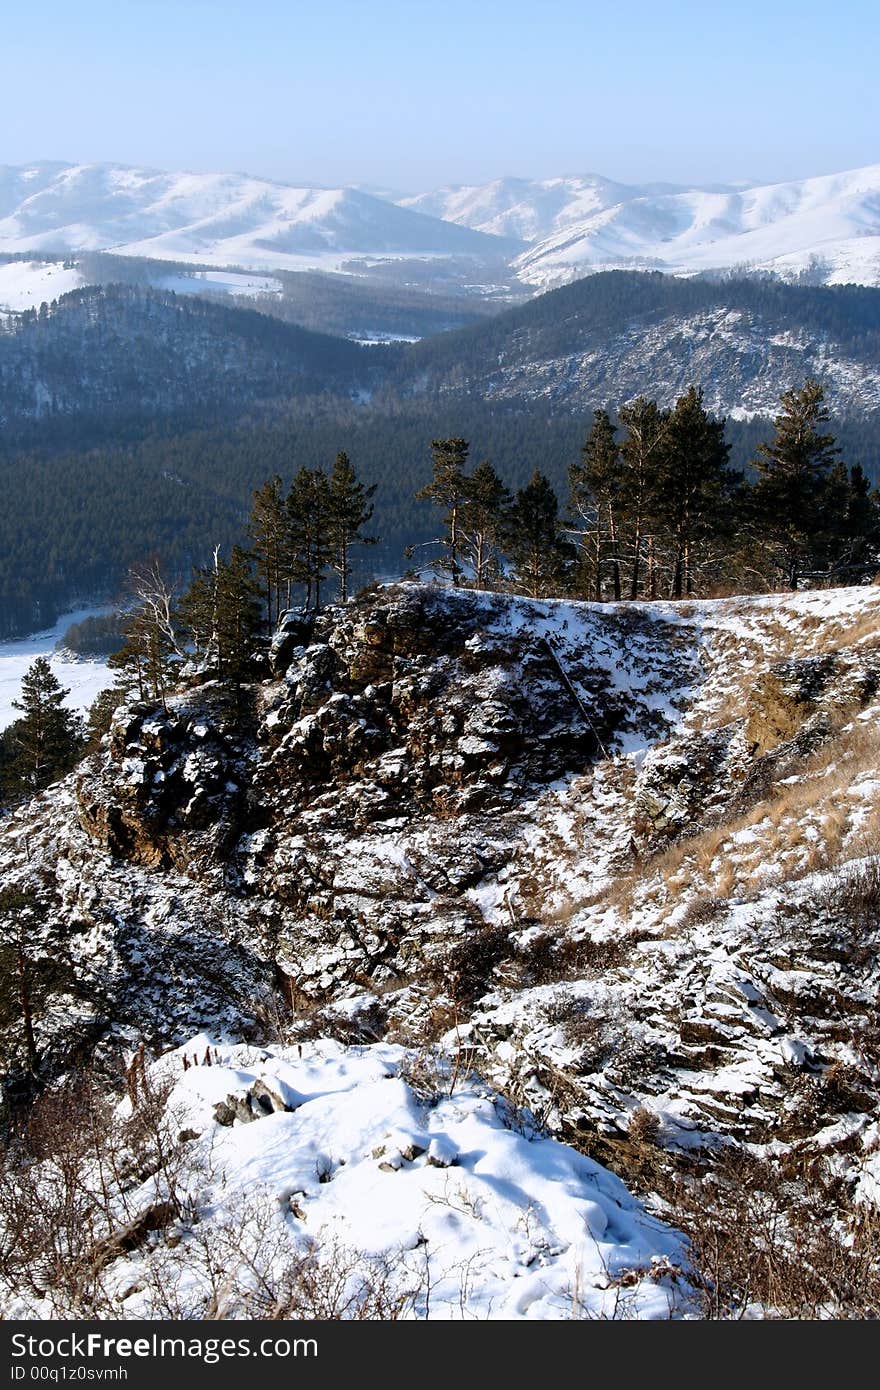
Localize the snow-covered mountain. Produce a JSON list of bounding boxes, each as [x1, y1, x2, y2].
[[400, 165, 880, 288], [0, 162, 513, 272], [399, 173, 646, 242], [5, 160, 880, 289]]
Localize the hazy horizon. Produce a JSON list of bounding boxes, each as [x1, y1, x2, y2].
[[2, 0, 877, 192]]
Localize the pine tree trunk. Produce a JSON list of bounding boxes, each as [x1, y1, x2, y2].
[[671, 545, 684, 600], [16, 932, 38, 1075], [609, 510, 622, 602], [630, 525, 642, 601]]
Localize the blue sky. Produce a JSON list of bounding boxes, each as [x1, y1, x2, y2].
[[3, 0, 877, 189]]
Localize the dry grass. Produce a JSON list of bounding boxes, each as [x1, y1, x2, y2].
[[558, 711, 880, 925]]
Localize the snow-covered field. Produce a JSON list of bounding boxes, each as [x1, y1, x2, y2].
[[0, 258, 84, 311], [154, 269, 283, 298], [0, 606, 114, 731]]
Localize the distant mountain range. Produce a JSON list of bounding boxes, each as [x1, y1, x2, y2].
[[1, 160, 879, 290], [0, 162, 513, 273], [400, 166, 880, 289]]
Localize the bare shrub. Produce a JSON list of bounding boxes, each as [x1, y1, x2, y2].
[[665, 1149, 880, 1319], [0, 1064, 196, 1316], [138, 1194, 417, 1320], [430, 923, 510, 1006], [628, 1106, 661, 1147], [825, 856, 880, 940]]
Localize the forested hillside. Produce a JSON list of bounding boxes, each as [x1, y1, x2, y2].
[[1, 273, 880, 636], [0, 284, 370, 440], [397, 271, 880, 416]]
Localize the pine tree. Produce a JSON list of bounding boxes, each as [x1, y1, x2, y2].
[[248, 475, 289, 630], [459, 460, 511, 590], [617, 398, 669, 599], [505, 470, 574, 598], [327, 452, 377, 602], [569, 409, 623, 601], [0, 887, 40, 1074], [212, 546, 264, 688], [286, 467, 332, 611], [177, 551, 220, 670], [179, 546, 263, 689], [657, 387, 736, 598], [416, 438, 470, 585], [9, 658, 83, 791], [825, 463, 880, 581], [751, 378, 841, 589], [86, 685, 125, 747]]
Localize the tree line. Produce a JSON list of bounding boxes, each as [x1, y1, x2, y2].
[[1, 387, 878, 641], [1, 376, 878, 804], [0, 450, 377, 799], [414, 379, 880, 600]]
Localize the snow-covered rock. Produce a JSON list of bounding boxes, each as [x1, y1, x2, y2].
[[3, 579, 880, 1294], [1, 1036, 687, 1320]]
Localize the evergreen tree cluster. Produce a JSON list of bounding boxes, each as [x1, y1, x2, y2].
[[1, 377, 878, 810], [416, 382, 880, 600], [94, 454, 378, 729]]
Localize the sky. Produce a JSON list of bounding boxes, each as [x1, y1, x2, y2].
[[2, 0, 878, 191]]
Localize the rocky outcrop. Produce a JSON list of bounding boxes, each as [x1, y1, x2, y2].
[[3, 580, 880, 1210], [76, 700, 250, 874]]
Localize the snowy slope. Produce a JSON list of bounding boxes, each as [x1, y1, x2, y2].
[[0, 163, 512, 273], [400, 165, 880, 288], [514, 164, 880, 288], [399, 174, 642, 242], [7, 161, 880, 288], [0, 259, 85, 312], [4, 581, 880, 1314], [0, 1034, 687, 1320]]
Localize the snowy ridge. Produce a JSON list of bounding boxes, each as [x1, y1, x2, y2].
[[513, 164, 880, 288], [0, 162, 511, 273], [399, 173, 641, 243], [4, 160, 880, 288], [400, 165, 880, 289]]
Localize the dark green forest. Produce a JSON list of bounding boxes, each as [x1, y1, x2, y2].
[[1, 271, 879, 636], [398, 270, 880, 382]]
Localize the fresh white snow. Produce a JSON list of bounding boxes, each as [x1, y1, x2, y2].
[[401, 165, 880, 289], [153, 269, 283, 298], [0, 258, 84, 311], [0, 605, 115, 731], [0, 163, 504, 275], [96, 1036, 689, 1320]]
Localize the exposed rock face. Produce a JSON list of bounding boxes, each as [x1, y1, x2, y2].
[[77, 700, 248, 872], [746, 647, 880, 754], [3, 580, 880, 1202]]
